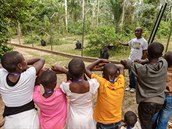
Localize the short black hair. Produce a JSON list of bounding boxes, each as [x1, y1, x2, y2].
[[164, 51, 172, 67], [40, 70, 57, 88], [68, 58, 85, 79], [103, 63, 117, 80], [1, 51, 22, 72], [124, 111, 137, 128], [148, 42, 164, 59]]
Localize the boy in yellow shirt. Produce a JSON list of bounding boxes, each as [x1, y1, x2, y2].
[[86, 59, 125, 129]]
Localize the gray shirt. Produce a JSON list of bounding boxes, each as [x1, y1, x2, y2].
[[127, 57, 167, 104]]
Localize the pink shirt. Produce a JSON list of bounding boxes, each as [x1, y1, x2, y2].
[[33, 85, 67, 129]]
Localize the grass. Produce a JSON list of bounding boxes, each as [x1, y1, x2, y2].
[[20, 34, 172, 63]]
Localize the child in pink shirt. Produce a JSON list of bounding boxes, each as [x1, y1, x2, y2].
[[33, 70, 67, 129]]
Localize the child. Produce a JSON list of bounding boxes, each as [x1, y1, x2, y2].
[[85, 59, 125, 129], [121, 42, 167, 129], [0, 51, 45, 129], [120, 111, 141, 129], [33, 70, 67, 129], [120, 27, 148, 92], [155, 51, 172, 129], [53, 58, 99, 129]]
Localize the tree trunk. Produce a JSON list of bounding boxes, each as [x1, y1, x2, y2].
[[120, 0, 126, 31], [96, 0, 99, 27], [17, 20, 22, 44], [82, 0, 85, 20], [64, 0, 68, 32]]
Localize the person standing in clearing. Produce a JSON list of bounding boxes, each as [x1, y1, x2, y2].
[[120, 27, 148, 93]]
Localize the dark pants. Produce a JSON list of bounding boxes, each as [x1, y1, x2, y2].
[[128, 69, 137, 89], [138, 102, 163, 129], [96, 121, 121, 129]]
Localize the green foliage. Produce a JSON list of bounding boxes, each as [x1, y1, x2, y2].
[[138, 4, 157, 30], [87, 26, 116, 50], [109, 0, 122, 32], [0, 43, 12, 59], [24, 34, 41, 44], [156, 21, 170, 38], [68, 21, 83, 34]]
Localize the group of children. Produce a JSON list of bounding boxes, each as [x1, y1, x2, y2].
[[0, 41, 171, 129]]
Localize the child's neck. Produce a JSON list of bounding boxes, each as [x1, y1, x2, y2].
[[43, 88, 54, 98], [149, 58, 159, 65], [72, 75, 85, 82], [136, 36, 142, 39], [72, 78, 84, 82]]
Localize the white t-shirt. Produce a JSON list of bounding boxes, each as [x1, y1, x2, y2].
[[0, 67, 36, 107], [128, 37, 148, 61]]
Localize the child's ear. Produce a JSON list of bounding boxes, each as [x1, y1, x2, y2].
[[17, 63, 23, 70]]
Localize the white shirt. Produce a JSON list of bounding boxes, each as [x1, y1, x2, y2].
[[0, 67, 36, 107], [60, 79, 99, 129], [128, 37, 148, 61], [120, 121, 142, 129]]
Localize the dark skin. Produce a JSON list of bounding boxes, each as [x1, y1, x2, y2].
[[8, 54, 45, 84], [69, 74, 90, 93], [51, 64, 90, 94], [85, 59, 124, 80], [120, 53, 162, 69], [85, 59, 110, 78], [43, 83, 56, 98]]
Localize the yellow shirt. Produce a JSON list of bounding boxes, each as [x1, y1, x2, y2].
[[91, 73, 124, 124]]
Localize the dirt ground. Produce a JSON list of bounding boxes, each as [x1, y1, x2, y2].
[[0, 46, 171, 129]]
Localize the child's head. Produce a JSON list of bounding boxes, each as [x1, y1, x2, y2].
[[124, 111, 137, 128], [40, 70, 57, 89], [102, 63, 118, 82], [68, 58, 85, 80], [1, 51, 27, 73], [135, 27, 143, 38], [164, 51, 172, 67], [148, 42, 164, 59]]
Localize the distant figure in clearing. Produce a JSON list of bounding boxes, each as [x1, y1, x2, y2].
[[75, 40, 82, 49], [100, 46, 109, 59], [41, 39, 46, 46]]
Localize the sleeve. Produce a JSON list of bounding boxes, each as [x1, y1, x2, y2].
[[142, 39, 148, 50], [89, 79, 100, 94], [116, 74, 125, 88], [60, 82, 69, 94], [128, 39, 133, 46], [91, 74, 103, 83], [127, 61, 144, 78], [33, 85, 41, 100], [23, 67, 37, 78]]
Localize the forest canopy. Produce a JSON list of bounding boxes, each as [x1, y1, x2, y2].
[[1, 0, 172, 56]]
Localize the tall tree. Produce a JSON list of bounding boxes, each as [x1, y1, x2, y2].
[[109, 0, 123, 32], [64, 0, 68, 32]]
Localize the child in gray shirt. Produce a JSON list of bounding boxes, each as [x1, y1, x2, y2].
[[121, 42, 167, 129]]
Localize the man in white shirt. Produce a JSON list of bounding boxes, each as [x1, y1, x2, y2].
[[120, 27, 148, 93]]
